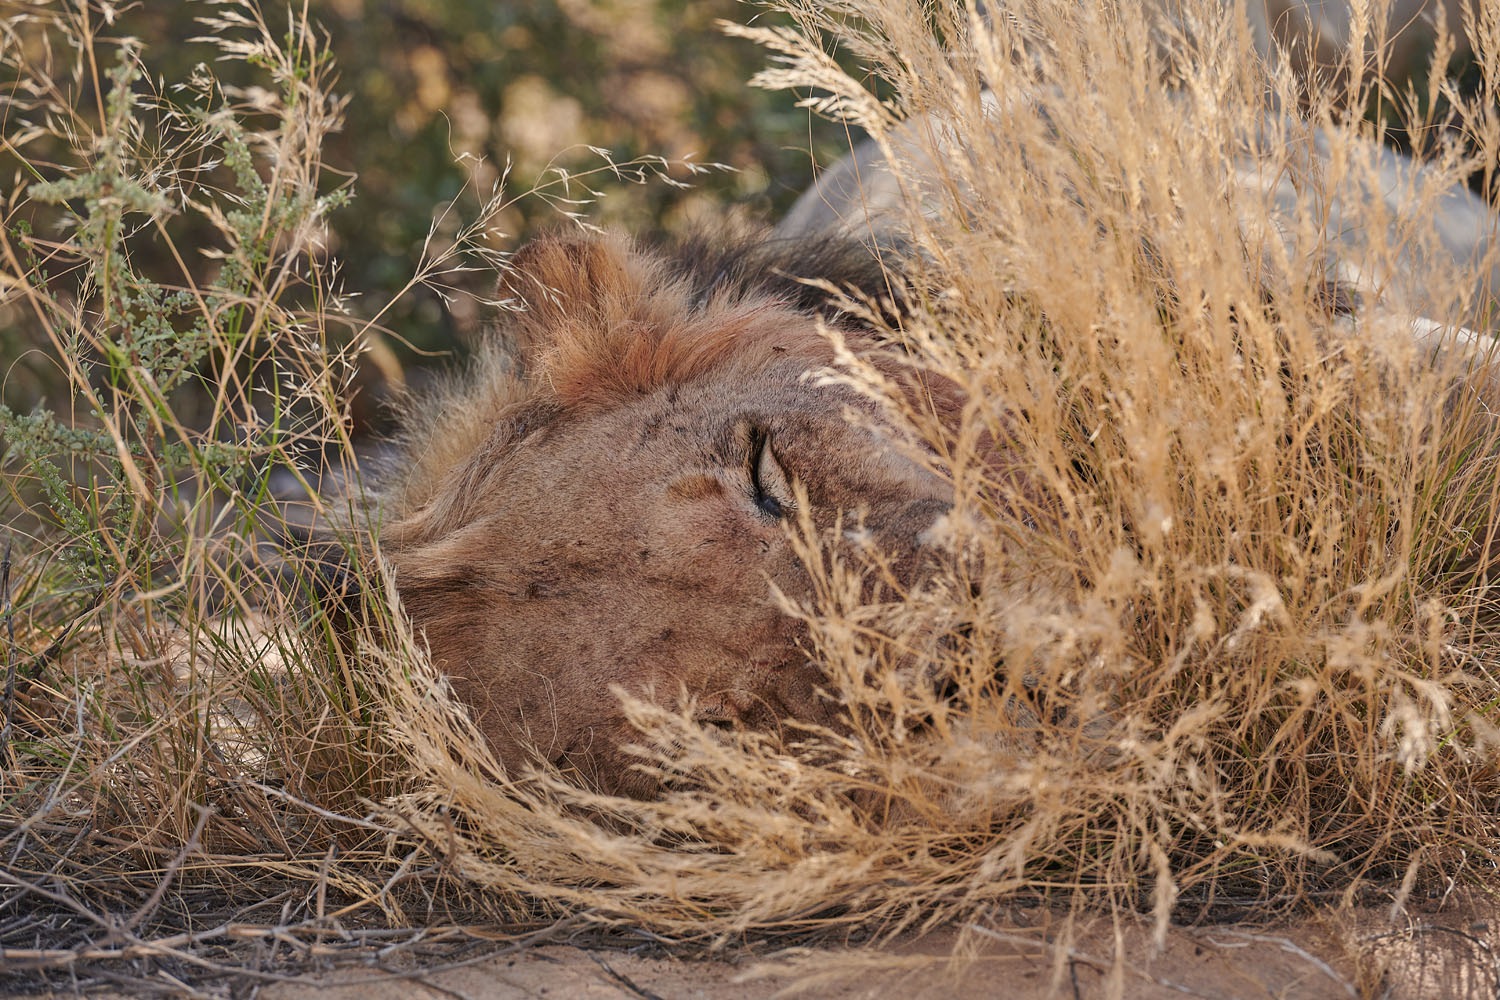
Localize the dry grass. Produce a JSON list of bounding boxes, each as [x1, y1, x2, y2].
[[4, 0, 1500, 992]]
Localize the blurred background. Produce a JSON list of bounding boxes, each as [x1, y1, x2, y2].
[[1, 0, 1491, 429], [117, 0, 858, 363], [0, 0, 881, 435]]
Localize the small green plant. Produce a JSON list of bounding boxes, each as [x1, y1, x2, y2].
[[0, 0, 392, 910], [0, 0, 542, 967]]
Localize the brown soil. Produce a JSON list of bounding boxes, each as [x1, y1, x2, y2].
[[12, 893, 1499, 999], [254, 907, 1493, 1000], [19, 898, 1494, 1000]]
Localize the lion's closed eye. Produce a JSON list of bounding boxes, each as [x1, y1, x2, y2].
[[749, 426, 796, 520]]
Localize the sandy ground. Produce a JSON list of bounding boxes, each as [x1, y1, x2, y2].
[[12, 898, 1499, 999], [252, 906, 1497, 1000]]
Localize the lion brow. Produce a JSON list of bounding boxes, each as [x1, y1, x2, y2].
[[667, 475, 727, 502]]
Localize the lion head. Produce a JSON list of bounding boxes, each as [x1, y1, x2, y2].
[[378, 230, 960, 797]]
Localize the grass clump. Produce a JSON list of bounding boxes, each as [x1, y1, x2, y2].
[[3, 0, 1500, 989], [0, 0, 409, 943]]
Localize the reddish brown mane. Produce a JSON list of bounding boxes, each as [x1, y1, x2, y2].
[[505, 232, 877, 411]]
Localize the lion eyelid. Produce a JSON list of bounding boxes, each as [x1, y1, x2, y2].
[[750, 428, 796, 518]]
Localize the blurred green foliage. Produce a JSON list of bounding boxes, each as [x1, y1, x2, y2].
[[109, 0, 854, 362]]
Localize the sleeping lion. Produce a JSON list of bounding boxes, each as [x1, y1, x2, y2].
[[361, 47, 1496, 799], [374, 230, 963, 798], [367, 174, 1491, 800]]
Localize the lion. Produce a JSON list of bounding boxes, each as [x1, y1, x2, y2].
[[374, 230, 962, 799], [355, 63, 1497, 802]]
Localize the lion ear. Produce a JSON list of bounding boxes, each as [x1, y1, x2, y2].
[[498, 232, 641, 374]]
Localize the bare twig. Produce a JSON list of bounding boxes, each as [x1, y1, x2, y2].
[[112, 803, 215, 941], [1197, 929, 1358, 998], [247, 782, 394, 832], [1, 535, 13, 764], [20, 581, 111, 681], [964, 925, 1226, 1000], [587, 952, 669, 1000], [2, 912, 585, 975], [1359, 924, 1500, 993]]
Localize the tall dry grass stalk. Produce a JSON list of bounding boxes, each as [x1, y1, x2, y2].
[[3, 0, 1500, 985]]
